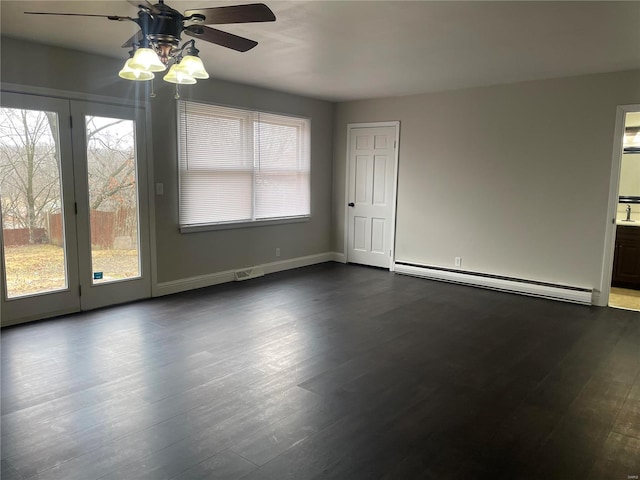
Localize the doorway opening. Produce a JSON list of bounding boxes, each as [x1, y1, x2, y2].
[[607, 109, 640, 311]]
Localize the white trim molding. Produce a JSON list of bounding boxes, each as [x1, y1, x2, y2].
[[1, 307, 79, 328], [180, 216, 309, 234], [331, 252, 347, 263], [0, 82, 150, 109], [395, 263, 593, 305], [153, 252, 335, 297], [599, 103, 640, 307]]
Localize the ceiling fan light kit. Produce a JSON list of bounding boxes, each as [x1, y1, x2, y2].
[[163, 63, 197, 84], [178, 54, 209, 80], [26, 0, 276, 90], [120, 41, 203, 85], [128, 47, 167, 73], [118, 57, 156, 81]]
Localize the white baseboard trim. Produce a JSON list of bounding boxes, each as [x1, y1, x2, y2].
[[394, 263, 593, 305], [1, 306, 80, 328], [153, 252, 334, 297], [592, 290, 603, 307], [153, 271, 235, 297], [331, 252, 346, 263], [262, 252, 334, 275]]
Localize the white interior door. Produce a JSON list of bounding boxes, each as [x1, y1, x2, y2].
[[1, 93, 151, 326], [347, 124, 398, 269]]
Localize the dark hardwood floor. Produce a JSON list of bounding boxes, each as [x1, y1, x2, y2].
[[1, 262, 639, 480]]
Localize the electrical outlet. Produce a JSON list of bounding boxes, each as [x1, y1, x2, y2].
[[455, 257, 462, 267], [276, 248, 280, 257]]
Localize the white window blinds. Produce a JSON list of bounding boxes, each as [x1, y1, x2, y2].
[[178, 101, 310, 228]]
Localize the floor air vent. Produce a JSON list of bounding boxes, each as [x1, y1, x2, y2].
[[234, 267, 265, 281]]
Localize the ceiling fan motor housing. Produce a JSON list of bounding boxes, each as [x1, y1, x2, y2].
[[140, 3, 184, 63]]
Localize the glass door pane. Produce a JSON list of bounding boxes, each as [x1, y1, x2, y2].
[[1, 92, 80, 327], [1, 107, 68, 297], [84, 116, 141, 284]]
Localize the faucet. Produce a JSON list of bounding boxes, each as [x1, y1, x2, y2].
[[625, 204, 632, 222]]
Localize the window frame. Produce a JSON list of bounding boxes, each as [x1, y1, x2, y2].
[[176, 100, 311, 233]]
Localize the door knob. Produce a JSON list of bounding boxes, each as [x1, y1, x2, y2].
[[348, 202, 355, 207]]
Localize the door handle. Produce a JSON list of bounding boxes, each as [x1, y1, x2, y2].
[[348, 202, 355, 207]]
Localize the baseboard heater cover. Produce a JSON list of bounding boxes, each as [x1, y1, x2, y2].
[[394, 263, 593, 305], [234, 267, 265, 281]]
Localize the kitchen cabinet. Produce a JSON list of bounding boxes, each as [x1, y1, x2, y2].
[[612, 225, 640, 289]]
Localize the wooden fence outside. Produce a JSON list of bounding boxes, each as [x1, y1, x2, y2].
[[2, 228, 47, 246], [3, 208, 137, 249]]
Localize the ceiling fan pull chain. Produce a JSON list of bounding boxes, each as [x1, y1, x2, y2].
[[174, 84, 180, 100], [150, 79, 156, 98]]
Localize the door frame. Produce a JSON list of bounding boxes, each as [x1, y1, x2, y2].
[[343, 121, 400, 271], [0, 92, 81, 324], [0, 83, 156, 326], [598, 103, 640, 307], [70, 100, 152, 311]]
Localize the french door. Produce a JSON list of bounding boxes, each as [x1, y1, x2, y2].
[[0, 92, 151, 326]]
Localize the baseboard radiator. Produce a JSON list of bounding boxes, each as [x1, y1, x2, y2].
[[394, 263, 593, 305]]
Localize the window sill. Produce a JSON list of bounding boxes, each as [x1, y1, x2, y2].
[[179, 216, 310, 234]]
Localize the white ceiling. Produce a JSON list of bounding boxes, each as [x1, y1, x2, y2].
[[2, 1, 639, 102]]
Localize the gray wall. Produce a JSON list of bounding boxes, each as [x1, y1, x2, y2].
[[1, 37, 334, 285], [1, 37, 130, 98], [4, 36, 640, 296], [334, 70, 640, 291], [151, 79, 333, 283]]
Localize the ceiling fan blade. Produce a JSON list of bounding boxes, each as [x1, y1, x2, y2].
[[126, 0, 161, 15], [184, 25, 258, 52], [122, 31, 144, 49], [184, 3, 275, 24], [24, 12, 133, 21]]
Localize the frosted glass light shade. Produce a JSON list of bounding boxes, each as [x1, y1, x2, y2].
[[129, 48, 166, 72], [178, 55, 209, 79], [163, 64, 196, 84], [119, 58, 154, 81]]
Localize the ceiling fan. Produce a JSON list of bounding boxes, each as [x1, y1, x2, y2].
[[25, 1, 276, 84]]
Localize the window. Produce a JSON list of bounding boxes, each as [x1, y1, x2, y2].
[[178, 101, 310, 231]]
